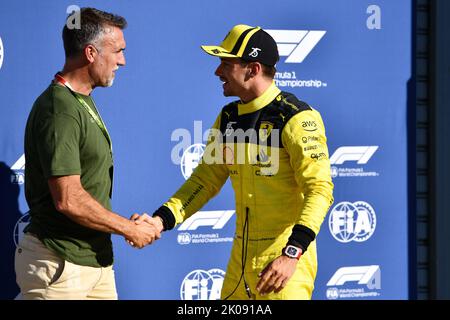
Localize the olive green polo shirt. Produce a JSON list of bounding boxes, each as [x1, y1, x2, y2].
[[24, 83, 114, 267]]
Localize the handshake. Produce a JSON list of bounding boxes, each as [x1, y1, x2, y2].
[[125, 213, 163, 249]]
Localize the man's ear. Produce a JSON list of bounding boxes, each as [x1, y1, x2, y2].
[[248, 62, 262, 77], [84, 44, 97, 63]]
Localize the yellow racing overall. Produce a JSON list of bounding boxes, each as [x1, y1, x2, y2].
[[160, 83, 333, 299]]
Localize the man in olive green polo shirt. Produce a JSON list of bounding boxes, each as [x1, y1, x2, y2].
[[14, 7, 160, 300]]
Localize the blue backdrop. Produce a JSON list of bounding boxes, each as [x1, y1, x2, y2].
[[0, 0, 412, 300]]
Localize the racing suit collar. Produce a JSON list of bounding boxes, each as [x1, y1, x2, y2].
[[237, 81, 281, 115]]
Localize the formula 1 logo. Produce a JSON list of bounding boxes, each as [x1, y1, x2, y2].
[[11, 154, 25, 184], [330, 146, 378, 165], [178, 210, 235, 231], [0, 36, 4, 70], [266, 30, 326, 63], [327, 265, 381, 290], [328, 201, 376, 243], [177, 210, 235, 245], [180, 268, 225, 300], [180, 143, 206, 180], [11, 154, 25, 170], [330, 146, 380, 178]]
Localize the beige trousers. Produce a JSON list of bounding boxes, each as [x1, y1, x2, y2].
[[15, 233, 117, 300]]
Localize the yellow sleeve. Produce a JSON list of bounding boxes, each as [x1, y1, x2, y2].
[[163, 114, 229, 225], [281, 109, 334, 235]]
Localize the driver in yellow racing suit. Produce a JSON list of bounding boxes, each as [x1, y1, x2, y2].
[[135, 24, 334, 300]]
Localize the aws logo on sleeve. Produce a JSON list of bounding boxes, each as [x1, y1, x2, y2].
[[301, 120, 317, 132]]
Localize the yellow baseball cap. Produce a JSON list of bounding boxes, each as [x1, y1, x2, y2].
[[201, 24, 279, 66]]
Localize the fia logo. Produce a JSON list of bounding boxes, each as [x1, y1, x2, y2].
[[177, 233, 192, 245], [326, 287, 339, 300], [13, 212, 30, 247], [328, 201, 376, 243], [266, 29, 326, 63], [180, 144, 206, 180], [180, 268, 225, 300]]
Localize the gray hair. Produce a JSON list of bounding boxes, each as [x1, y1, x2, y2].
[[62, 7, 127, 58]]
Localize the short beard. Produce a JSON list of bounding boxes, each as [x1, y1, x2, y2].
[[106, 78, 114, 87]]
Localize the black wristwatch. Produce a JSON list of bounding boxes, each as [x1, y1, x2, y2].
[[283, 245, 302, 260]]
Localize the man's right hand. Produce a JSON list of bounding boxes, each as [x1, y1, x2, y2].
[[126, 218, 161, 248]]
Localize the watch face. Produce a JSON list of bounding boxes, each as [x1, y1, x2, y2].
[[286, 246, 298, 256], [285, 245, 301, 258]]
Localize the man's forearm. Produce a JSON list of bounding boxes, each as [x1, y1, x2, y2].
[[49, 176, 134, 236], [61, 188, 134, 235]]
